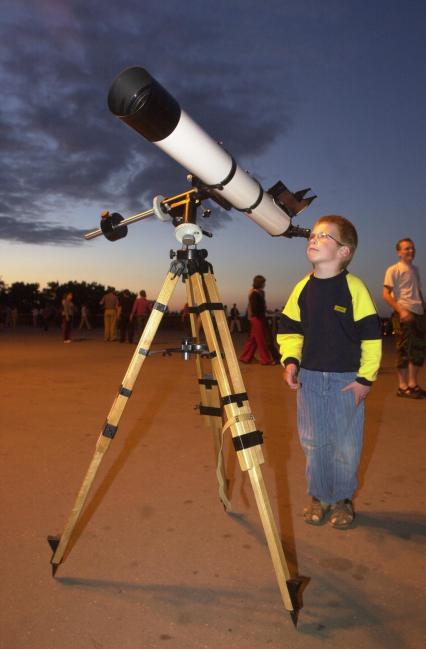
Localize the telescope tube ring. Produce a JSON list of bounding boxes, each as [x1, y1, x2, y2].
[[236, 180, 264, 214], [203, 155, 237, 191]]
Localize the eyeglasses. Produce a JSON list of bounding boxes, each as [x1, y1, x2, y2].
[[308, 231, 344, 246]]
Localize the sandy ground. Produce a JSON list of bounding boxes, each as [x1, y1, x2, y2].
[[0, 326, 425, 649]]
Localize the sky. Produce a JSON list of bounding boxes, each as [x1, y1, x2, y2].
[[1, 0, 425, 313]]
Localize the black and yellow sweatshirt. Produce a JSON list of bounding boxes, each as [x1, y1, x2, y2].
[[276, 271, 382, 385]]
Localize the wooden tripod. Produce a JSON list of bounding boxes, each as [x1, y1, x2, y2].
[[48, 247, 304, 626]]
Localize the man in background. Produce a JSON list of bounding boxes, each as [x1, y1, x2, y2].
[[383, 238, 425, 398], [100, 287, 119, 342], [130, 290, 152, 341]]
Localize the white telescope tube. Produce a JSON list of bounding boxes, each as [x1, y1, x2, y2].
[[107, 67, 291, 236]]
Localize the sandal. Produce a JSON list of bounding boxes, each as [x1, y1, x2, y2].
[[303, 497, 330, 525], [329, 499, 354, 529], [397, 387, 423, 399], [407, 385, 426, 398]]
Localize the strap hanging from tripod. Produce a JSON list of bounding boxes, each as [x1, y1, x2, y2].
[[215, 413, 264, 511]]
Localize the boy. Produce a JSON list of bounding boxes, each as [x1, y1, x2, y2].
[[383, 238, 425, 398], [277, 216, 382, 529]]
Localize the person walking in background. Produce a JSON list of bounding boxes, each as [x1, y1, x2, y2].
[[32, 306, 40, 327], [278, 216, 382, 529], [265, 314, 282, 363], [229, 303, 242, 333], [11, 305, 18, 328], [383, 238, 426, 399], [2, 305, 12, 328], [180, 302, 190, 334], [118, 289, 134, 343], [61, 292, 74, 343], [41, 303, 56, 331], [78, 303, 91, 330], [100, 287, 119, 342], [130, 290, 152, 341], [239, 275, 276, 365]]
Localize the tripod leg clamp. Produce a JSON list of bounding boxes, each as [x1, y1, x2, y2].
[[232, 430, 263, 451], [199, 404, 222, 417], [222, 392, 248, 408], [102, 422, 118, 439], [153, 301, 167, 313], [197, 302, 224, 313], [198, 377, 218, 390], [221, 414, 265, 469]]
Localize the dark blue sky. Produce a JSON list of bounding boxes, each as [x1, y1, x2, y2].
[[1, 0, 425, 312]]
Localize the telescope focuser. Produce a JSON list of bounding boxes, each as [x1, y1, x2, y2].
[[281, 224, 312, 239]]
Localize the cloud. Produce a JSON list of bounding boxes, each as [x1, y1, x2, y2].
[[0, 0, 294, 244], [0, 216, 86, 245]]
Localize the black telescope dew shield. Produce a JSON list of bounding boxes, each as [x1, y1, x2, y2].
[[107, 67, 181, 142], [107, 67, 292, 236]]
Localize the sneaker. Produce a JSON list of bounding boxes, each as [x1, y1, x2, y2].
[[63, 339, 72, 343]]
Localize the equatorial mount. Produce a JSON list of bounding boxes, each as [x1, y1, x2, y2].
[[85, 187, 208, 245], [85, 178, 313, 247]]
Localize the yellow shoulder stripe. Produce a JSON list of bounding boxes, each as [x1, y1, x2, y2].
[[282, 274, 310, 321], [346, 273, 378, 321]]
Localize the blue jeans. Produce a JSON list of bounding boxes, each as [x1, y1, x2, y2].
[[297, 369, 364, 504]]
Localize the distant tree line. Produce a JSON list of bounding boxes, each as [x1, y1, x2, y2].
[[0, 279, 136, 327]]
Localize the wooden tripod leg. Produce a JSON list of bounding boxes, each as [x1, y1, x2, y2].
[[189, 269, 299, 617], [185, 278, 230, 510], [49, 270, 181, 574]]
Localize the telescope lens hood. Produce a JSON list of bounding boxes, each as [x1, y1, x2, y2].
[[108, 66, 181, 142]]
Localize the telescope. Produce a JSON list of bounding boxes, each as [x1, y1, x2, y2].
[[52, 66, 313, 624], [102, 66, 315, 241]]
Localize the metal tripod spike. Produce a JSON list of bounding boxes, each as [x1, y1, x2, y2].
[[47, 536, 60, 576], [48, 246, 306, 625], [286, 576, 308, 627]]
